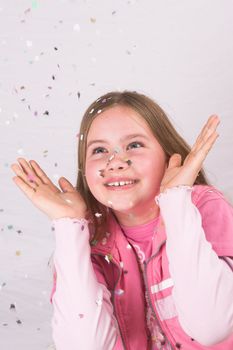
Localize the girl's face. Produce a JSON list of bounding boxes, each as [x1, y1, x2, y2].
[[85, 105, 167, 223]]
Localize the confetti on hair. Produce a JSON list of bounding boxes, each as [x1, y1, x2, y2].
[[97, 109, 102, 114], [15, 250, 21, 256], [102, 98, 107, 103], [94, 212, 102, 218], [89, 108, 95, 114], [80, 134, 84, 140]]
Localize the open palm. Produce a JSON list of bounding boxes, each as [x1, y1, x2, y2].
[[160, 115, 220, 193], [11, 158, 86, 220]]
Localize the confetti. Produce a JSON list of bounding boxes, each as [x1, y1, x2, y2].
[[126, 159, 132, 166], [16, 319, 22, 325], [98, 169, 105, 177], [97, 109, 102, 114], [104, 254, 113, 264], [90, 17, 96, 23], [73, 23, 80, 32], [120, 261, 124, 268], [15, 250, 21, 256], [27, 174, 35, 182], [89, 108, 95, 114], [95, 297, 102, 306], [126, 244, 132, 249], [114, 289, 124, 296], [94, 212, 102, 218], [80, 134, 84, 140], [10, 303, 16, 310], [78, 313, 84, 318], [101, 237, 107, 245]]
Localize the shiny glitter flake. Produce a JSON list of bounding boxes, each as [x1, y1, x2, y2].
[[104, 254, 113, 264], [95, 297, 103, 306], [27, 174, 35, 182], [114, 289, 124, 296]]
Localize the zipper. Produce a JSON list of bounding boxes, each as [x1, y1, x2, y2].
[[91, 253, 127, 350], [142, 240, 176, 350]]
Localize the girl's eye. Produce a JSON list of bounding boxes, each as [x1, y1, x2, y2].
[[127, 141, 144, 150], [92, 147, 107, 155]]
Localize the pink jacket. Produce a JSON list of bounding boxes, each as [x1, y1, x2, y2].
[[51, 185, 233, 349]]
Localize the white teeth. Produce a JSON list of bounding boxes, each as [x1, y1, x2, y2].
[[107, 180, 135, 187]]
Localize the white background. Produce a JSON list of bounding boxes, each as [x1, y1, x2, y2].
[[0, 1, 233, 349]]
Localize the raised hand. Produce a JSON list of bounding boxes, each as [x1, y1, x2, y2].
[[11, 158, 87, 220], [160, 115, 220, 193]]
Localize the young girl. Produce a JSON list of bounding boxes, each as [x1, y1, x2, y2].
[[11, 91, 233, 350]]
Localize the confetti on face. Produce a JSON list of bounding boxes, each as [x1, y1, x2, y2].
[[126, 159, 132, 166], [107, 200, 113, 208], [65, 199, 72, 204], [98, 169, 105, 178], [120, 261, 124, 268]]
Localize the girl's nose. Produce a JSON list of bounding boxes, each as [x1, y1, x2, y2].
[[106, 154, 131, 172]]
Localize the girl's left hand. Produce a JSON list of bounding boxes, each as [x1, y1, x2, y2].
[[160, 115, 220, 193]]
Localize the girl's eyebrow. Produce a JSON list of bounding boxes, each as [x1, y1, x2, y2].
[[87, 134, 147, 149]]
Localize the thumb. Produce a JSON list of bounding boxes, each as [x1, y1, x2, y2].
[[58, 177, 76, 193], [167, 153, 182, 170]]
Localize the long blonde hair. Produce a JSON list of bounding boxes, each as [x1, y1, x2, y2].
[[76, 90, 209, 245]]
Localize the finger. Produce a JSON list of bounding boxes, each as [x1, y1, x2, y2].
[[167, 154, 182, 170], [17, 158, 43, 186], [184, 131, 219, 169], [193, 115, 220, 152], [12, 176, 37, 199], [11, 163, 38, 190], [58, 177, 76, 193], [29, 160, 58, 190]]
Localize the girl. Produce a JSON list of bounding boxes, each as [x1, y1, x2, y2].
[[11, 91, 233, 350]]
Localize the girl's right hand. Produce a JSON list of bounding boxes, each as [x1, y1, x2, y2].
[[11, 158, 87, 220]]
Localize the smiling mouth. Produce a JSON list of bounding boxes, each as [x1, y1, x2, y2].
[[105, 180, 139, 188]]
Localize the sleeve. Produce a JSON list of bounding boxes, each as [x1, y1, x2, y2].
[[51, 217, 124, 350], [196, 187, 233, 257], [156, 186, 233, 347]]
